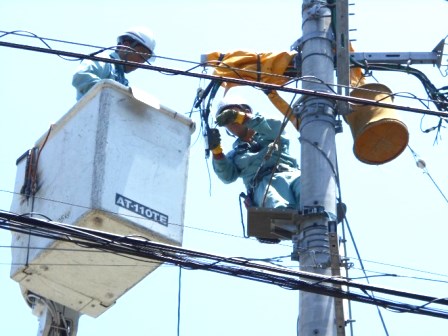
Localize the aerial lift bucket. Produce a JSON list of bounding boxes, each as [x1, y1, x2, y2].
[[345, 83, 409, 165], [9, 80, 195, 318]]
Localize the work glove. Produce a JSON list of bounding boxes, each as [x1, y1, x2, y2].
[[207, 128, 221, 150], [208, 128, 223, 156], [216, 109, 246, 126]]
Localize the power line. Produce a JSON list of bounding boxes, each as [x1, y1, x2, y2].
[[2, 185, 448, 286], [1, 28, 442, 110], [2, 210, 448, 320], [2, 27, 448, 333], [3, 243, 446, 288], [408, 145, 448, 204], [0, 40, 446, 118]]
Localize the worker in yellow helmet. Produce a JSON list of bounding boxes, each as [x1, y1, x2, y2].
[[209, 96, 301, 243]]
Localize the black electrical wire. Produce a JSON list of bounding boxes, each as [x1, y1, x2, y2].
[[3, 211, 448, 320], [2, 29, 447, 125], [408, 145, 448, 204], [343, 216, 390, 335], [350, 56, 448, 144], [0, 188, 282, 246], [2, 29, 448, 330], [0, 30, 109, 51], [350, 58, 448, 115], [0, 40, 445, 118]]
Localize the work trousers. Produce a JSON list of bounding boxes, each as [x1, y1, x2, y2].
[[252, 170, 301, 209]]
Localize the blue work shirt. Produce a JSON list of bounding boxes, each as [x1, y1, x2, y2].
[[213, 115, 298, 187], [72, 51, 128, 100], [212, 114, 301, 208]]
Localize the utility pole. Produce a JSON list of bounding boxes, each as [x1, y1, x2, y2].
[[291, 1, 446, 334], [293, 0, 340, 334], [33, 297, 80, 336]]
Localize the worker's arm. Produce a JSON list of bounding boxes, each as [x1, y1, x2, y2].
[[245, 115, 281, 141], [72, 59, 114, 100], [212, 153, 240, 184]]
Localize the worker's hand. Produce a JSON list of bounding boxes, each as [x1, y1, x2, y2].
[[207, 128, 221, 150], [216, 109, 246, 126]]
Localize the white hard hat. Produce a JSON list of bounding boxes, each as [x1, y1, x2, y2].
[[216, 95, 252, 116], [118, 27, 156, 62]]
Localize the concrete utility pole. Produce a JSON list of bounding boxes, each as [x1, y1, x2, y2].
[[35, 299, 80, 336], [294, 0, 340, 334]]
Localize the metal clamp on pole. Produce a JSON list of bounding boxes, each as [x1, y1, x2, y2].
[[291, 206, 332, 263]]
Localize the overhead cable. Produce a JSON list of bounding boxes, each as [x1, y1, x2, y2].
[[0, 40, 445, 118], [2, 210, 448, 320]]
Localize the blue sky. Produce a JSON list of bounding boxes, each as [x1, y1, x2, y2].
[[1, 1, 448, 335]]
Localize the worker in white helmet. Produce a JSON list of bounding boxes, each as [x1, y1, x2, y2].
[[209, 96, 301, 231], [72, 26, 156, 100]]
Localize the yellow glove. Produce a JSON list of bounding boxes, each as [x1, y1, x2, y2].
[[208, 128, 224, 157], [211, 145, 223, 155]]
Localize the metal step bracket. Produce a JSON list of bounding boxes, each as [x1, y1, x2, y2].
[[247, 207, 300, 240], [247, 206, 327, 241]]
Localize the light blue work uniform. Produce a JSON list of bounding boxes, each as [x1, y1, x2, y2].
[[72, 51, 128, 100], [212, 114, 301, 209]]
